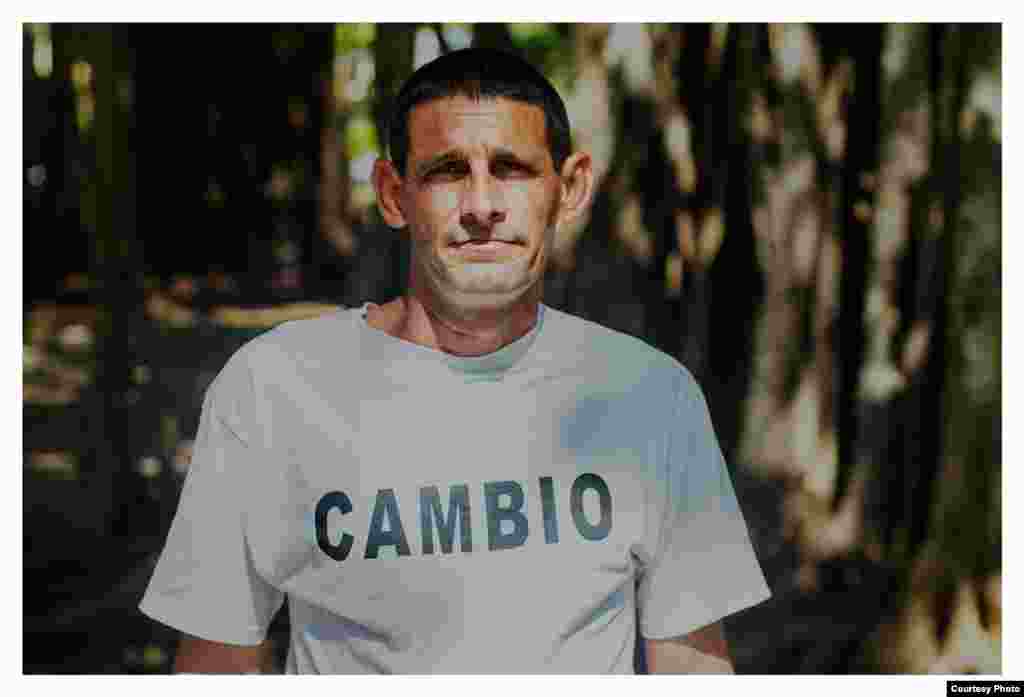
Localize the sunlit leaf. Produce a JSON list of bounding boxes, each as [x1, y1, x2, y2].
[[345, 114, 380, 159], [508, 23, 555, 44], [335, 23, 376, 55]]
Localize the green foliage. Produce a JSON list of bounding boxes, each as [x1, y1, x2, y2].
[[506, 23, 574, 95], [345, 112, 380, 158], [336, 23, 376, 55], [508, 23, 559, 50]]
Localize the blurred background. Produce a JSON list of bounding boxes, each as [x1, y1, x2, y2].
[[21, 22, 1001, 674]]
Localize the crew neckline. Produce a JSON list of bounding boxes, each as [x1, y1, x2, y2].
[[355, 301, 545, 378]]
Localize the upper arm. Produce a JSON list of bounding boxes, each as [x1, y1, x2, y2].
[[644, 621, 734, 674], [174, 633, 276, 674], [636, 369, 770, 642], [140, 350, 284, 647]]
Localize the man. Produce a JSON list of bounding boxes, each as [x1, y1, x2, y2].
[[141, 47, 770, 674]]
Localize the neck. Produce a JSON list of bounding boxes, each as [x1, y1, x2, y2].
[[372, 288, 541, 357]]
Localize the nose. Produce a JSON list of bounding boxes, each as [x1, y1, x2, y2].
[[459, 171, 507, 232]]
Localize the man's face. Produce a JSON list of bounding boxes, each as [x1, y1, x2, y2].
[[396, 96, 564, 315]]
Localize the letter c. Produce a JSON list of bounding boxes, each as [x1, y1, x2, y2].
[[315, 491, 355, 561]]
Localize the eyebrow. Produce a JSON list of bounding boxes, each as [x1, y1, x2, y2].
[[412, 147, 542, 180], [413, 150, 466, 180]]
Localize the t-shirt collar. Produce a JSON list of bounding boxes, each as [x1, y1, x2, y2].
[[357, 301, 545, 378]]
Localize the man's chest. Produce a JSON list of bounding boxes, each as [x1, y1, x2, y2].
[[246, 376, 663, 589]]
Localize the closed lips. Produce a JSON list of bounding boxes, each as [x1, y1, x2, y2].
[[451, 239, 521, 247]]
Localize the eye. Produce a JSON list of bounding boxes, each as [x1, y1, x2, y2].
[[492, 159, 532, 178], [424, 161, 468, 182]]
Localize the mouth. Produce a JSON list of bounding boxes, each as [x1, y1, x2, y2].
[[448, 239, 524, 249], [446, 239, 525, 261]]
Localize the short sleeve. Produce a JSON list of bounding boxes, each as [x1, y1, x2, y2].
[[139, 351, 284, 646], [637, 372, 770, 640]]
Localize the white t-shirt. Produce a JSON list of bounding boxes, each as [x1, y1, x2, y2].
[[140, 303, 770, 673]]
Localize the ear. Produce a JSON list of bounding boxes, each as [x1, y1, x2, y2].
[[372, 157, 407, 229], [555, 151, 595, 228]]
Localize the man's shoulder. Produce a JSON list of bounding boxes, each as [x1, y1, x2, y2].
[[220, 306, 359, 377], [254, 306, 354, 347], [542, 305, 696, 392]]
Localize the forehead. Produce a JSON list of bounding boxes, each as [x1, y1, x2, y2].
[[406, 96, 548, 159]]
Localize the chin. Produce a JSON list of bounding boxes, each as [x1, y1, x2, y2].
[[434, 271, 541, 317], [413, 245, 546, 316], [452, 264, 530, 290], [430, 250, 530, 290]]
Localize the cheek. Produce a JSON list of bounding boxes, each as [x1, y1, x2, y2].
[[530, 190, 561, 233], [506, 186, 557, 228], [407, 190, 461, 241], [432, 188, 461, 217]]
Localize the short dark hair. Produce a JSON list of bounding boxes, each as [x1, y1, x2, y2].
[[387, 48, 572, 176]]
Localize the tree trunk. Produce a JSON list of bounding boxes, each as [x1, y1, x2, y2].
[[864, 23, 1002, 674]]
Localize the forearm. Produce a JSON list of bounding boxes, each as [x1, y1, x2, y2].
[[173, 634, 276, 674], [644, 621, 735, 674], [645, 640, 734, 673]]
